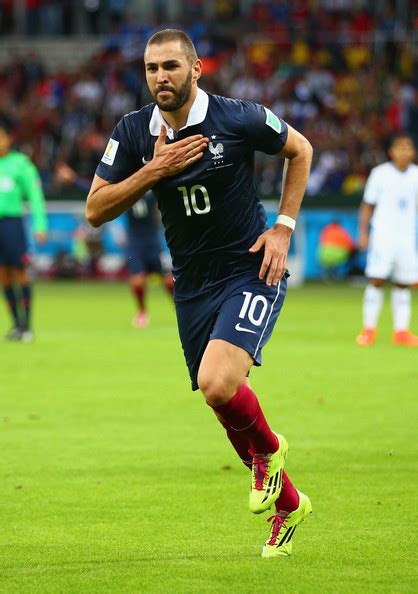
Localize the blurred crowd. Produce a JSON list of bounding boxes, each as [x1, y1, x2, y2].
[[0, 0, 417, 199]]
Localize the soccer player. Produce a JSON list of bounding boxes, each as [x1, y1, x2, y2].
[[0, 117, 47, 342], [356, 134, 418, 347], [127, 191, 174, 328], [86, 29, 313, 557]]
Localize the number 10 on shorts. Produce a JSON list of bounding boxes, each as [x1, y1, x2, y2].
[[239, 291, 268, 326]]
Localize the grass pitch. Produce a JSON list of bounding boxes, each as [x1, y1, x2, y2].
[[1, 281, 417, 593]]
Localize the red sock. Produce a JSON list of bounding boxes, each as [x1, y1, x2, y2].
[[214, 411, 252, 468], [164, 275, 174, 296], [274, 472, 299, 513], [212, 384, 278, 455], [132, 285, 146, 312], [211, 401, 299, 513]]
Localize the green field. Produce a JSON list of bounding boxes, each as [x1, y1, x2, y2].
[[1, 281, 417, 593]]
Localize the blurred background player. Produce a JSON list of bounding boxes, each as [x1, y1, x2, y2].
[[127, 191, 173, 328], [0, 117, 47, 341], [356, 134, 418, 347]]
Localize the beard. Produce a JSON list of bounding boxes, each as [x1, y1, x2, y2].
[[154, 70, 192, 112]]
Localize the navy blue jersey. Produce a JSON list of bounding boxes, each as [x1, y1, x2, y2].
[[127, 191, 160, 240], [96, 90, 288, 297]]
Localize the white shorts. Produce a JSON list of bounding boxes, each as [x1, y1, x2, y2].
[[365, 235, 417, 284]]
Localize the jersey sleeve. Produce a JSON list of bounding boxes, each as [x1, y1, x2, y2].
[[95, 116, 139, 183], [18, 157, 48, 233], [363, 168, 380, 205], [243, 102, 288, 155]]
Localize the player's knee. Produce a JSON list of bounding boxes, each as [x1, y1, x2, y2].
[[15, 269, 28, 284], [198, 373, 237, 407], [0, 267, 13, 286], [130, 274, 146, 288]]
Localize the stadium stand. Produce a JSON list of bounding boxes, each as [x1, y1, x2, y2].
[[0, 0, 416, 200]]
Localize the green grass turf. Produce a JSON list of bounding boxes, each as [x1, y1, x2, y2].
[[0, 281, 417, 593]]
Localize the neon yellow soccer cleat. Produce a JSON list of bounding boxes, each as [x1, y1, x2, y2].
[[262, 490, 312, 558], [249, 434, 288, 514]]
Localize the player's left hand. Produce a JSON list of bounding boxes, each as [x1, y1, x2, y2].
[[55, 162, 76, 184], [34, 232, 48, 245], [249, 225, 292, 286]]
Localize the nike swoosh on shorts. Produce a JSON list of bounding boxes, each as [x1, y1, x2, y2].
[[235, 323, 257, 334]]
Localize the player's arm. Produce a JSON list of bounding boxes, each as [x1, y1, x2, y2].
[[357, 168, 378, 250], [86, 126, 208, 227], [358, 201, 374, 250], [55, 162, 91, 192], [276, 124, 313, 222], [250, 125, 313, 286], [20, 158, 48, 244]]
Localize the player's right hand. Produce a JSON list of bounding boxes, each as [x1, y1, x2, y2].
[[150, 125, 208, 175], [358, 232, 369, 251], [34, 232, 48, 245], [55, 162, 76, 184], [249, 226, 291, 286]]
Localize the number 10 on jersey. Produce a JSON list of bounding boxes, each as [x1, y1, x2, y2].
[[178, 185, 211, 216]]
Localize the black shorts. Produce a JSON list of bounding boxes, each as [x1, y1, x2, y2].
[[0, 217, 28, 267], [175, 270, 289, 390]]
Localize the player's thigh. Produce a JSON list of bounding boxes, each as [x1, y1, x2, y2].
[[368, 277, 386, 288], [209, 272, 288, 367], [392, 243, 417, 285], [139, 241, 166, 275], [127, 240, 147, 275], [147, 250, 165, 275], [0, 265, 25, 285], [365, 239, 394, 281], [197, 339, 253, 402], [0, 266, 13, 285], [0, 217, 27, 269], [174, 291, 221, 391], [14, 267, 29, 284], [145, 242, 171, 277]]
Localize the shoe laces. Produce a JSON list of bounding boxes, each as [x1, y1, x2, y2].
[[252, 453, 271, 490], [267, 512, 288, 546]]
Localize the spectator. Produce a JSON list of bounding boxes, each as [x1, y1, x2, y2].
[[317, 221, 357, 279], [0, 2, 415, 198], [83, 0, 103, 35]]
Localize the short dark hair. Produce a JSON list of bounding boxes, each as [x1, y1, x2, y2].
[[145, 29, 198, 64], [0, 114, 13, 134], [388, 132, 415, 148]]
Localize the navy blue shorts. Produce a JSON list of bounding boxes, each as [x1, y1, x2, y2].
[[0, 217, 28, 268], [127, 238, 168, 275], [175, 270, 288, 391]]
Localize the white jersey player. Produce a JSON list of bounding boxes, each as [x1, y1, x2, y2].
[[356, 134, 418, 347]]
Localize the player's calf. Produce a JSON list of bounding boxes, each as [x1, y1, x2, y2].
[[250, 433, 288, 514]]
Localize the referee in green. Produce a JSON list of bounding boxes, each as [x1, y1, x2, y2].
[[0, 117, 48, 341]]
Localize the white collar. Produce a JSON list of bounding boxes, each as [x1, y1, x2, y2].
[[148, 88, 209, 139]]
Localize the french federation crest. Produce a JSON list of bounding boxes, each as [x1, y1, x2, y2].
[[209, 141, 224, 159]]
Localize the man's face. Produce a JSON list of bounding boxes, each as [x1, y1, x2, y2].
[[389, 137, 416, 167], [0, 128, 12, 156], [144, 41, 195, 112]]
